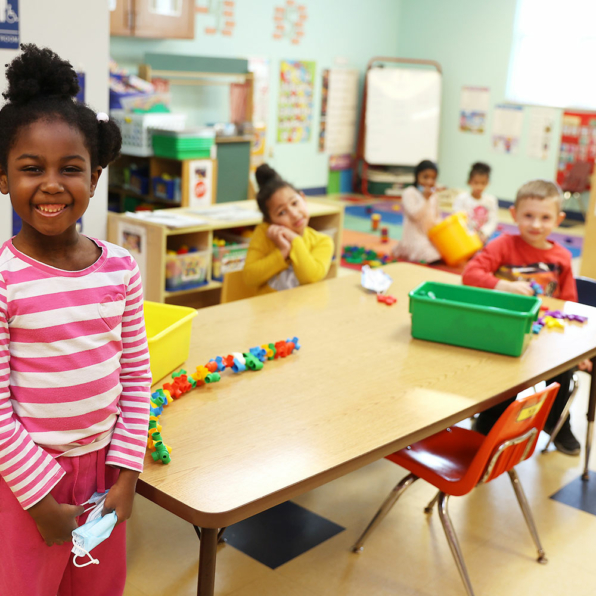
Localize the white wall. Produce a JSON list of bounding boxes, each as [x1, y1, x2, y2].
[[0, 1, 110, 243]]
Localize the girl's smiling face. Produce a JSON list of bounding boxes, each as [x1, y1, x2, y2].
[[268, 186, 309, 234], [0, 118, 101, 238]]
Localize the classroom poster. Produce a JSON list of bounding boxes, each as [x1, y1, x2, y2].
[[556, 110, 596, 188], [277, 59, 315, 143], [319, 68, 359, 154], [0, 0, 19, 49], [527, 107, 556, 160], [491, 104, 523, 155], [187, 159, 214, 208], [459, 86, 489, 134], [117, 221, 147, 284], [248, 57, 270, 127]]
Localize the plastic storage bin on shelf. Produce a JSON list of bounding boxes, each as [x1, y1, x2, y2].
[[165, 248, 210, 292], [408, 281, 540, 357], [110, 110, 187, 157], [428, 212, 483, 266], [212, 232, 250, 281], [152, 176, 181, 201], [152, 128, 215, 160], [144, 301, 197, 383]]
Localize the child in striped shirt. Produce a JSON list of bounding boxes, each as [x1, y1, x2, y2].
[[0, 45, 151, 595]]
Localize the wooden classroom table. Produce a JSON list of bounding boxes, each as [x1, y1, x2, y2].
[[137, 263, 596, 596]]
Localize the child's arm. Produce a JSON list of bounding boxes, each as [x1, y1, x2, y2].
[[479, 195, 499, 239], [104, 261, 152, 522], [243, 225, 289, 288], [0, 275, 67, 511], [288, 231, 334, 285], [463, 240, 533, 295]]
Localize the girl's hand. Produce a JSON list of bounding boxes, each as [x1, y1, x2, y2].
[[496, 280, 534, 296], [422, 187, 433, 199], [267, 225, 292, 259], [579, 359, 593, 373], [28, 494, 85, 546], [102, 469, 139, 525], [279, 227, 299, 243]]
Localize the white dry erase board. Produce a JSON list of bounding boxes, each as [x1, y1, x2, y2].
[[364, 67, 442, 166]]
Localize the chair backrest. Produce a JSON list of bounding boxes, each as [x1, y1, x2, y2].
[[220, 270, 258, 304], [470, 384, 560, 485], [561, 161, 591, 193], [576, 276, 596, 308]]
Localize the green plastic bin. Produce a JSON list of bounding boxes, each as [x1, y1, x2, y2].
[[408, 282, 541, 357]]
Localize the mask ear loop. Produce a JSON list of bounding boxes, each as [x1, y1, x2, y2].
[[72, 535, 100, 568], [73, 552, 100, 568]]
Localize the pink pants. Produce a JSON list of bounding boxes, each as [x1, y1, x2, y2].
[[0, 447, 127, 596]]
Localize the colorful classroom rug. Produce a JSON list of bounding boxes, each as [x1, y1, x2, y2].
[[340, 201, 584, 274]]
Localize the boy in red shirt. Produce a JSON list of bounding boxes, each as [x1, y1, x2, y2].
[[463, 179, 590, 455]]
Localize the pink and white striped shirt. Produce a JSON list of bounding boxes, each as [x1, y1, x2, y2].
[[0, 238, 152, 509]]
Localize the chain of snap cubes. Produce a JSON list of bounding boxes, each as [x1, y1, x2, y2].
[[147, 337, 301, 464]]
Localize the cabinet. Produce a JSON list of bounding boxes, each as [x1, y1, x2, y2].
[[110, 0, 195, 39], [108, 154, 218, 212], [107, 200, 344, 309]]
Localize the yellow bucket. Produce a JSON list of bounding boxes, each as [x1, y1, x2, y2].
[[428, 212, 482, 266], [144, 301, 198, 385]]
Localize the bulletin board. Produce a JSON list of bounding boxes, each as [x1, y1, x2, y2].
[[362, 60, 442, 166], [557, 110, 596, 189]]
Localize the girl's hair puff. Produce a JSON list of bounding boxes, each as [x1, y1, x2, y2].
[[255, 164, 298, 221], [0, 44, 122, 170], [414, 160, 438, 185]]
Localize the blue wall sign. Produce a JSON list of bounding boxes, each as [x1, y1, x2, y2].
[[0, 1, 19, 50]]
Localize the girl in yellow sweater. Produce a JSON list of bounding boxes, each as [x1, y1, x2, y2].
[[243, 164, 334, 294]]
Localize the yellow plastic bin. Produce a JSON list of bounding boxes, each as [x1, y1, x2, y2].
[[144, 301, 198, 384], [428, 212, 483, 266]]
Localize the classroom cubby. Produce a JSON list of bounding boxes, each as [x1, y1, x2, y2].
[[107, 199, 344, 309]]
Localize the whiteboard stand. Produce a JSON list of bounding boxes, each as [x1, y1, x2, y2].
[[354, 57, 442, 199]]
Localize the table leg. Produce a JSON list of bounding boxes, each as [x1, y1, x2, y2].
[[582, 357, 596, 481], [197, 527, 218, 596]]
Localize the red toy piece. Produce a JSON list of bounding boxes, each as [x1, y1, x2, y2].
[[206, 361, 218, 373], [377, 294, 397, 305], [223, 354, 235, 368], [275, 340, 287, 358]]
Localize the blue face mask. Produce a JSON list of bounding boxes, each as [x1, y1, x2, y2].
[[72, 510, 118, 567]]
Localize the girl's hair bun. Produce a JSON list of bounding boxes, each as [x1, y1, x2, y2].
[[3, 44, 79, 104], [255, 164, 282, 190]]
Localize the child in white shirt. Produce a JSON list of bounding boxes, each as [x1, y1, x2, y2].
[[393, 160, 441, 263], [453, 162, 498, 243]]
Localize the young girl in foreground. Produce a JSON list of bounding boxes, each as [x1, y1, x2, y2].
[[0, 45, 151, 595], [243, 164, 334, 293], [392, 160, 442, 263]]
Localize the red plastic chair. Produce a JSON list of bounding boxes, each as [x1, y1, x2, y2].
[[352, 384, 560, 596]]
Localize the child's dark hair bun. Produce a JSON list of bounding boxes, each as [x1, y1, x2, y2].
[[256, 164, 282, 190], [3, 44, 79, 104]]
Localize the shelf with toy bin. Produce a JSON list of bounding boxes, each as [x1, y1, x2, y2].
[[166, 232, 211, 293], [107, 198, 344, 309], [212, 230, 252, 282]]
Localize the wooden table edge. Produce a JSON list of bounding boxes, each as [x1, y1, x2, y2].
[[137, 342, 596, 528]]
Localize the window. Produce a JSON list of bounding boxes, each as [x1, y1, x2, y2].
[[507, 0, 596, 109]]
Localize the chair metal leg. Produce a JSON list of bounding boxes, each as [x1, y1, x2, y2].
[[542, 373, 579, 453], [507, 469, 547, 564], [437, 492, 476, 596], [352, 473, 418, 553], [583, 357, 596, 481], [424, 490, 440, 514]]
